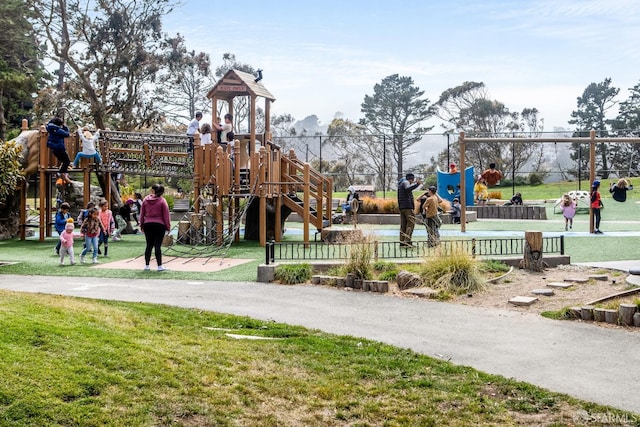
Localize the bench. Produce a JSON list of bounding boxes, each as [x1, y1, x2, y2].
[[173, 199, 190, 212], [468, 205, 547, 220]]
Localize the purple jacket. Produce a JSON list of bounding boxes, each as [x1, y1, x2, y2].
[[139, 194, 171, 231]]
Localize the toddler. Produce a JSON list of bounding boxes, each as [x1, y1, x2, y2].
[[560, 194, 576, 231], [80, 207, 106, 264], [59, 219, 76, 265]]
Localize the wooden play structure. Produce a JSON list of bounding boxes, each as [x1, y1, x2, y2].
[[18, 70, 332, 247]]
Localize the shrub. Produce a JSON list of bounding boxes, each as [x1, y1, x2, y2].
[[488, 191, 502, 200], [274, 263, 312, 284], [381, 199, 399, 214], [480, 259, 510, 273], [373, 260, 396, 272], [345, 241, 373, 280], [0, 140, 25, 205], [528, 173, 544, 186], [419, 248, 484, 295], [358, 197, 400, 214], [360, 197, 379, 214], [379, 269, 398, 282], [164, 194, 175, 211]]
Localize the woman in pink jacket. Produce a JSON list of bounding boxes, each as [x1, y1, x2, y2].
[[139, 184, 171, 271]]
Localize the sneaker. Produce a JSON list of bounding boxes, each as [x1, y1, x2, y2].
[[157, 266, 168, 272], [92, 258, 99, 264], [80, 256, 85, 264], [570, 224, 572, 229], [59, 262, 64, 266], [70, 262, 75, 265], [565, 224, 568, 231], [144, 265, 150, 271], [595, 230, 603, 234]]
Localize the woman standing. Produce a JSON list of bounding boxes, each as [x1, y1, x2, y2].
[[590, 180, 603, 234], [139, 184, 171, 271]]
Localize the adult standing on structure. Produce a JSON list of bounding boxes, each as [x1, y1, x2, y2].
[[213, 113, 233, 145], [397, 173, 421, 247], [186, 111, 203, 153], [140, 184, 172, 271]]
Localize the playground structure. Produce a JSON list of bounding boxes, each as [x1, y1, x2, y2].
[[458, 131, 640, 233], [17, 70, 332, 248], [436, 166, 475, 206]]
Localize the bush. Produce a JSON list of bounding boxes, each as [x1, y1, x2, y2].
[[379, 269, 398, 282], [419, 248, 484, 295], [480, 259, 510, 273], [274, 263, 312, 284], [381, 199, 399, 214], [488, 191, 502, 200], [373, 260, 396, 272], [359, 197, 399, 214], [360, 197, 379, 214], [528, 173, 545, 186], [0, 140, 25, 205], [164, 194, 175, 211], [345, 241, 373, 280]]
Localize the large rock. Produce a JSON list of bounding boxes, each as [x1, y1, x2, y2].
[[396, 270, 422, 290]]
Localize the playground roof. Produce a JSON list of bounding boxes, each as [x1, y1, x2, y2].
[[207, 69, 276, 102]]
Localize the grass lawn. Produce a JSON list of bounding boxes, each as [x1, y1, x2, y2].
[[0, 290, 634, 426]]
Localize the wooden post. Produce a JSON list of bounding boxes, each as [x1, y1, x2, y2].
[[589, 129, 596, 234], [619, 304, 637, 326], [250, 95, 257, 148], [274, 194, 282, 242], [83, 167, 90, 207], [38, 126, 47, 242], [194, 134, 203, 212], [258, 147, 267, 247], [459, 132, 466, 233], [521, 231, 544, 272], [19, 180, 27, 240], [325, 177, 333, 227]]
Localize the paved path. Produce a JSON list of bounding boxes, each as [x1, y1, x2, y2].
[[0, 274, 638, 414]]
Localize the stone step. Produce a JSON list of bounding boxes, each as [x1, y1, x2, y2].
[[547, 282, 573, 289], [531, 289, 555, 296], [509, 296, 538, 306]]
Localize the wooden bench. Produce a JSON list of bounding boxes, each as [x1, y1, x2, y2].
[[468, 205, 547, 220], [173, 199, 190, 212]]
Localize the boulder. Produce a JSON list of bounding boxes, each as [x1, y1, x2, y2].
[[396, 270, 422, 290]]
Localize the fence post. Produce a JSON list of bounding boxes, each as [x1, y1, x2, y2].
[[560, 235, 565, 256], [471, 238, 476, 258], [373, 241, 379, 261], [265, 241, 271, 265]]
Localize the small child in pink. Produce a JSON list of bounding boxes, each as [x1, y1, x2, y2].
[[560, 194, 577, 231], [59, 219, 76, 265]]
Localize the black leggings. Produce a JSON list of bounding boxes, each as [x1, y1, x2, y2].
[[143, 222, 166, 266], [593, 208, 601, 230], [51, 149, 70, 173]]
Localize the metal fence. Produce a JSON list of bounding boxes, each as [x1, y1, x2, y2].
[[265, 236, 564, 264]]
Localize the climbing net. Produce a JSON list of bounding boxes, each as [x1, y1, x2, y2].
[[162, 181, 258, 265]]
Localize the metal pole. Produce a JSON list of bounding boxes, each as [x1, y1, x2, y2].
[[382, 135, 386, 199], [318, 135, 322, 173], [512, 141, 515, 196], [446, 133, 450, 170], [578, 144, 582, 191]]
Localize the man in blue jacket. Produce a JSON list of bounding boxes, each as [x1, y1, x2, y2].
[[46, 117, 71, 183], [397, 173, 421, 247]]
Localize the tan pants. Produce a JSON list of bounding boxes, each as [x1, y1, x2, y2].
[[399, 209, 415, 244]]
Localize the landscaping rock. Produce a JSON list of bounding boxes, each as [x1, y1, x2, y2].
[[531, 289, 554, 296], [580, 306, 594, 321], [634, 313, 640, 327], [508, 296, 538, 306], [396, 270, 422, 290], [604, 309, 618, 325], [619, 304, 637, 326], [589, 275, 608, 281], [568, 307, 582, 319], [593, 308, 606, 322], [564, 278, 589, 283], [547, 282, 573, 289]]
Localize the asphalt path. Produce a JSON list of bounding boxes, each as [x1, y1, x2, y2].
[[0, 274, 638, 414]]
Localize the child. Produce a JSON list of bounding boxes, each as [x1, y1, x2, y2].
[[73, 127, 102, 168], [80, 207, 106, 264], [77, 201, 95, 252], [59, 219, 76, 265], [200, 123, 212, 145], [560, 194, 576, 231], [474, 176, 489, 206], [54, 202, 71, 255], [132, 193, 142, 225], [46, 117, 71, 183], [610, 178, 633, 202], [590, 180, 603, 234], [98, 200, 115, 256], [450, 198, 462, 224]]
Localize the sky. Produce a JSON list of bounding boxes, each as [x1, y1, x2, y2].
[[166, 0, 640, 132]]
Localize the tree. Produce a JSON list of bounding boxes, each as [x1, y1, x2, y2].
[[27, 0, 175, 130], [610, 81, 640, 176], [568, 78, 619, 178], [155, 34, 214, 128], [360, 74, 433, 178], [433, 82, 545, 176], [327, 118, 392, 189], [0, 0, 42, 140]]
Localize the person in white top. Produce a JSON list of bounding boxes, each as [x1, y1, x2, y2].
[[73, 127, 103, 168], [186, 112, 202, 137], [200, 123, 212, 145], [213, 113, 233, 144]]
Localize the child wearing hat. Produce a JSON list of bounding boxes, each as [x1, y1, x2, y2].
[[59, 218, 76, 265]]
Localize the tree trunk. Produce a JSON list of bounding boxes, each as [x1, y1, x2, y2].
[[521, 231, 544, 272], [0, 87, 5, 141], [619, 304, 637, 326]]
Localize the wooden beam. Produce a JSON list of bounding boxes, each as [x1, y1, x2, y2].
[[250, 95, 257, 149], [303, 163, 310, 244], [19, 180, 26, 240]]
